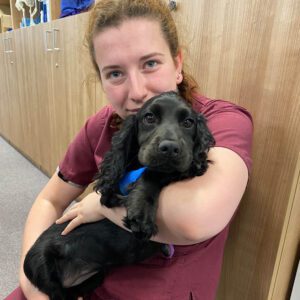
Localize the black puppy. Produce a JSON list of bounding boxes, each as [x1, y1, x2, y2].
[[24, 91, 215, 300], [95, 91, 215, 240]]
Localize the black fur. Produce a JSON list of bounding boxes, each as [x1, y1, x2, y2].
[[24, 91, 215, 299], [94, 91, 215, 240]]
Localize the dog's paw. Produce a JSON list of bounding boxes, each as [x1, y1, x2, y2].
[[123, 214, 158, 240]]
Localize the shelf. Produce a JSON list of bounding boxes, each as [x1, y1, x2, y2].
[[0, 0, 61, 31], [0, 0, 10, 33]]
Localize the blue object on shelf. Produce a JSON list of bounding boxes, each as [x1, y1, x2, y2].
[[60, 0, 95, 18], [43, 3, 47, 22], [20, 17, 41, 27], [21, 18, 31, 27]]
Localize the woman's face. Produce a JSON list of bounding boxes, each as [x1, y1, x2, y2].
[[93, 18, 183, 119]]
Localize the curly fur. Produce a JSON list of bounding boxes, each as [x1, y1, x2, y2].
[[24, 91, 215, 299], [94, 91, 215, 239]]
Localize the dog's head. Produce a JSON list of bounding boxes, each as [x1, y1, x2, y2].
[[134, 91, 215, 173], [94, 91, 215, 198]]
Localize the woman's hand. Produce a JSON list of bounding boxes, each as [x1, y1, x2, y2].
[[56, 192, 105, 235]]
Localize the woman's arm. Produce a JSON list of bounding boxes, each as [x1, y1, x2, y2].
[[99, 147, 248, 245], [154, 147, 249, 244], [19, 173, 85, 299], [59, 147, 248, 245]]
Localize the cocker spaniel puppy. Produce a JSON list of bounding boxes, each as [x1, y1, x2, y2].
[[24, 91, 215, 300]]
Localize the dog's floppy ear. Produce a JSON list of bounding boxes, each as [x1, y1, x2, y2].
[[192, 114, 215, 175], [93, 115, 138, 204], [59, 259, 102, 288]]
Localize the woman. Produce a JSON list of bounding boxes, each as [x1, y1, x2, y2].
[[11, 0, 252, 299]]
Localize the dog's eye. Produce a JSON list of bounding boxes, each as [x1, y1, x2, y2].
[[183, 118, 195, 128], [143, 113, 156, 124]]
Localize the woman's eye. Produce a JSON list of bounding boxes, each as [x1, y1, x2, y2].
[[104, 70, 123, 82], [108, 71, 122, 79], [183, 118, 195, 128], [143, 113, 156, 124], [145, 60, 158, 69]]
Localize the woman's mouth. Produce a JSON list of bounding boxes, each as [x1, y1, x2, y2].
[[126, 108, 140, 113]]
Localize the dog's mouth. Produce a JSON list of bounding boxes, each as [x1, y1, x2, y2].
[[138, 141, 194, 173], [143, 156, 192, 173]]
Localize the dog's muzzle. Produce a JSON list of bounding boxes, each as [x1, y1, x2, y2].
[[158, 140, 180, 158]]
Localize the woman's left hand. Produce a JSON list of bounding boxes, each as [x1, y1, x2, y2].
[[56, 192, 105, 235]]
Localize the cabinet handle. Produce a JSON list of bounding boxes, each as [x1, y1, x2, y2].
[[44, 30, 53, 52], [3, 38, 9, 53], [8, 37, 14, 53], [53, 29, 60, 51], [3, 38, 13, 53]]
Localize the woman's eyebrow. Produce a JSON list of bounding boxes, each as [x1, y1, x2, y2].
[[140, 52, 164, 61], [101, 65, 121, 73], [101, 53, 164, 72]]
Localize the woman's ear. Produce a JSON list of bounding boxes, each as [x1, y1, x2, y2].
[[174, 49, 183, 84]]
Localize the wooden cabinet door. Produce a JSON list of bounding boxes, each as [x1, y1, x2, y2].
[[48, 13, 96, 172], [13, 25, 42, 166], [8, 23, 55, 172], [2, 30, 23, 149], [0, 34, 10, 139]]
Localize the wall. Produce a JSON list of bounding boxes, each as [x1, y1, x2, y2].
[[170, 0, 300, 298]]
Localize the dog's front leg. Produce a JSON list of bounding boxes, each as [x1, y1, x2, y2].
[[123, 173, 162, 240]]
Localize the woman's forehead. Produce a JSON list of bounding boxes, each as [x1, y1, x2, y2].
[[93, 19, 170, 64]]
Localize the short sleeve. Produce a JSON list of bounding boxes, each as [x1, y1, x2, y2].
[[208, 110, 253, 172], [194, 96, 253, 172], [58, 106, 114, 186]]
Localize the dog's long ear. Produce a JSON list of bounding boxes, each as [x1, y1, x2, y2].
[[192, 114, 215, 175], [60, 259, 103, 288], [93, 115, 138, 200]]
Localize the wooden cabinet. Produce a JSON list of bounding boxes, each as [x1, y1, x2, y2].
[[0, 13, 97, 175]]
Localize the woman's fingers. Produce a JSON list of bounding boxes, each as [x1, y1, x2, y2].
[[61, 216, 83, 235], [56, 205, 79, 224]]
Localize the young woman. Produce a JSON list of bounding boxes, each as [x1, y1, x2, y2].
[[9, 0, 252, 299]]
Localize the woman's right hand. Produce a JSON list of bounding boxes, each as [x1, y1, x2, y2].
[[55, 192, 105, 235]]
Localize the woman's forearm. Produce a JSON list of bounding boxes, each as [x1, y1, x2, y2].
[[19, 197, 64, 298], [101, 148, 249, 246], [19, 173, 85, 298], [99, 190, 199, 246], [20, 198, 63, 264]]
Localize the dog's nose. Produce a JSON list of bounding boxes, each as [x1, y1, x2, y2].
[[158, 141, 180, 157]]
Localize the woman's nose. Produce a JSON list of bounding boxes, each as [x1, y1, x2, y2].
[[128, 72, 148, 103]]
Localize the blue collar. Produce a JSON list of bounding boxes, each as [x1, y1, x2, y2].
[[119, 167, 147, 196]]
